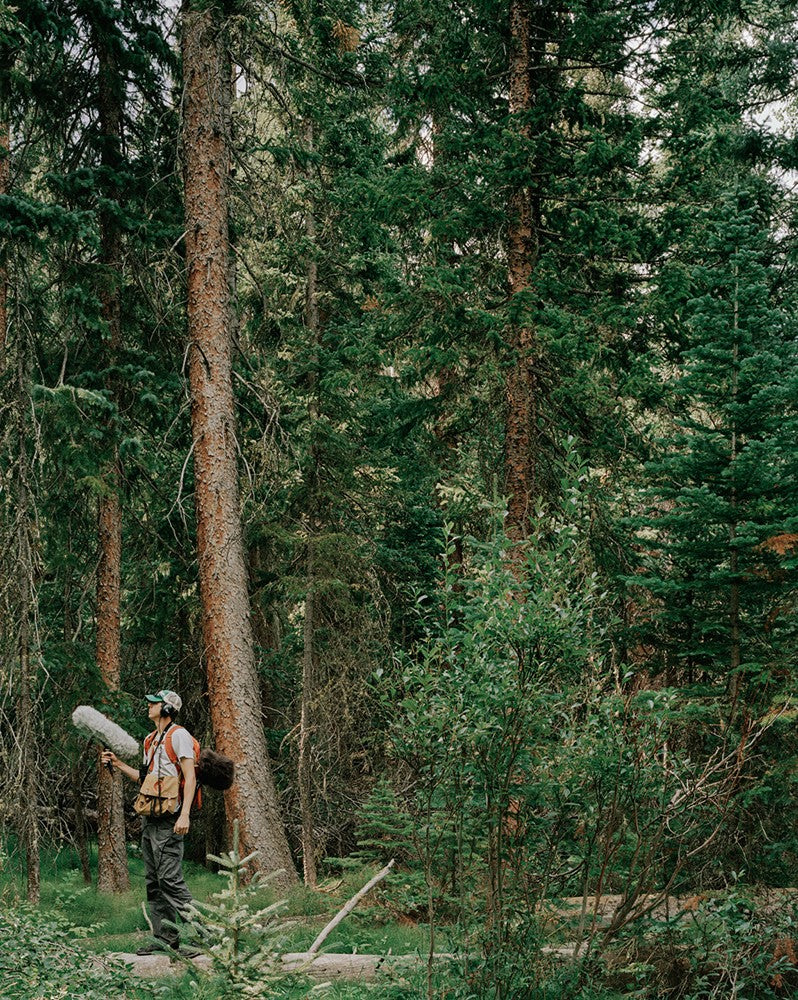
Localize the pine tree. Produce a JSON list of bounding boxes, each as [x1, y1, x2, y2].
[[378, 0, 657, 570], [624, 5, 798, 704], [631, 190, 798, 703], [87, 0, 130, 894], [0, 0, 203, 868], [182, 0, 296, 883], [183, 820, 294, 991]]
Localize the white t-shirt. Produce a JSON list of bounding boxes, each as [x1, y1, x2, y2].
[[144, 725, 196, 778]]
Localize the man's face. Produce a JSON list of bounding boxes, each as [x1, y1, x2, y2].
[[147, 700, 162, 723]]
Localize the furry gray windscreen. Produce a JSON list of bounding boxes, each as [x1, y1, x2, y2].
[[71, 705, 140, 759]]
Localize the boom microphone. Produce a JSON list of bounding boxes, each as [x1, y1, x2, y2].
[[71, 705, 140, 759]]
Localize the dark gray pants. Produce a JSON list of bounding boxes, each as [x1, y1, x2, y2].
[[141, 817, 193, 946]]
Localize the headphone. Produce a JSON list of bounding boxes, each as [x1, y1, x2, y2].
[[160, 702, 176, 718]]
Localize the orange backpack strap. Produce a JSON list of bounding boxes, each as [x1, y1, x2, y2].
[[163, 727, 202, 811], [163, 727, 200, 766], [145, 724, 174, 773], [163, 726, 182, 766]]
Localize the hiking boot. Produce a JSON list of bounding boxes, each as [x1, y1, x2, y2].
[[135, 942, 168, 956], [176, 946, 202, 959], [166, 940, 202, 959]]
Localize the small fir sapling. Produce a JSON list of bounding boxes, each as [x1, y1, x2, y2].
[[179, 819, 298, 993]]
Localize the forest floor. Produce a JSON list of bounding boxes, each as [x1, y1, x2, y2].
[[5, 842, 796, 996], [6, 841, 797, 951], [0, 843, 439, 971]]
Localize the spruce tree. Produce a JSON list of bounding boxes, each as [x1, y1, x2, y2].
[[182, 0, 297, 882], [229, 0, 399, 868], [631, 190, 798, 703], [625, 4, 798, 704]]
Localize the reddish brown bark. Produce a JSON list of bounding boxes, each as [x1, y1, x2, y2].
[[182, 3, 296, 884], [16, 330, 40, 904], [0, 123, 8, 368], [299, 136, 319, 886], [504, 0, 541, 551], [92, 16, 129, 893]]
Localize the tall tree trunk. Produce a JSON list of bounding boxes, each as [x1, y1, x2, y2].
[[96, 482, 128, 891], [72, 757, 93, 885], [16, 320, 40, 904], [4, 127, 38, 902], [429, 116, 463, 575], [299, 138, 319, 886], [182, 1, 296, 884], [0, 122, 7, 369], [728, 262, 741, 710], [92, 15, 129, 893], [64, 517, 74, 642], [299, 539, 317, 886], [503, 0, 542, 551]]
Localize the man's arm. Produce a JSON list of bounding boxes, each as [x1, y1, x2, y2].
[[101, 751, 140, 783], [174, 756, 196, 835]]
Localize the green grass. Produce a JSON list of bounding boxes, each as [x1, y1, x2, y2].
[[0, 835, 436, 959], [1, 838, 638, 999], [162, 973, 428, 1000], [1, 837, 230, 951], [0, 838, 634, 1000]]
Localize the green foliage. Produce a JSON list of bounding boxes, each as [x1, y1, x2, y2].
[[355, 780, 419, 877], [182, 820, 307, 997], [0, 836, 228, 944], [608, 890, 798, 1000], [4, 0, 798, 996], [365, 454, 791, 996], [0, 905, 156, 1000], [369, 462, 611, 990], [628, 189, 798, 694]]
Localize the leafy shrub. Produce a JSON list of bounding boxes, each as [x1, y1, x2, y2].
[[373, 464, 778, 998], [604, 890, 798, 999], [0, 905, 154, 999], [678, 892, 798, 999]]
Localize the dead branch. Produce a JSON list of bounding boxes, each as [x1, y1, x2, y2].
[[307, 860, 395, 955]]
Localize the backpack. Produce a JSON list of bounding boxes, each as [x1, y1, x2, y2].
[[144, 725, 203, 811], [143, 725, 236, 807]]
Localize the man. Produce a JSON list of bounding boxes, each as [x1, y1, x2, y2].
[[102, 689, 198, 956]]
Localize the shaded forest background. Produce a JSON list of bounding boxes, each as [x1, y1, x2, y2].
[[3, 0, 798, 995]]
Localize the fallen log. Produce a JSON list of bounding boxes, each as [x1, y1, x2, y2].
[[108, 950, 458, 982], [282, 951, 456, 981], [538, 888, 798, 926]]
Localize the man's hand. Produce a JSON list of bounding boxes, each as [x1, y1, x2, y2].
[[174, 814, 190, 835], [101, 751, 140, 783]]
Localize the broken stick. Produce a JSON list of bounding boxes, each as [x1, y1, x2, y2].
[[307, 859, 396, 955]]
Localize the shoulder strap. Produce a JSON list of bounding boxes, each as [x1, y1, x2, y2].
[[146, 723, 174, 773], [164, 727, 202, 809], [164, 727, 200, 765], [163, 726, 184, 766]]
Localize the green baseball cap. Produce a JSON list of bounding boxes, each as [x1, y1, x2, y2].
[[145, 689, 182, 713]]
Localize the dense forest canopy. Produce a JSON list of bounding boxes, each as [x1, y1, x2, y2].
[[2, 0, 798, 997]]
